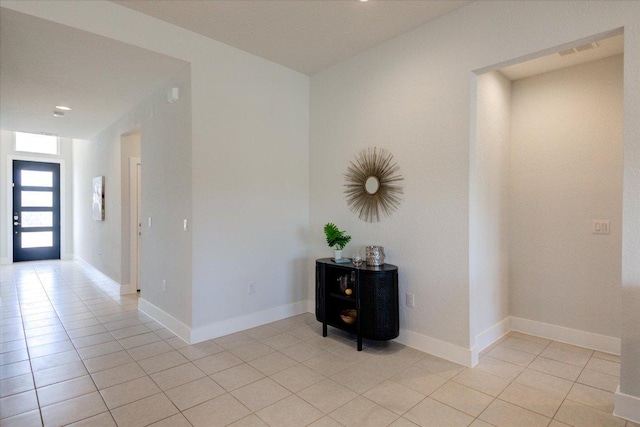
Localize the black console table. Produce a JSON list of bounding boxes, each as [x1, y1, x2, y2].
[[315, 258, 399, 351]]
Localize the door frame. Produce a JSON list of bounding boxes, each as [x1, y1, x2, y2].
[[129, 157, 141, 291], [6, 155, 67, 264]]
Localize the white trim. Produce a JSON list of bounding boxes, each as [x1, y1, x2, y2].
[[614, 385, 640, 423], [74, 256, 122, 294], [190, 300, 309, 344], [1, 257, 10, 265], [396, 328, 474, 367], [472, 317, 511, 365], [307, 298, 315, 314], [511, 316, 620, 355], [119, 283, 137, 295], [73, 255, 91, 268], [128, 157, 141, 291], [138, 298, 191, 343], [397, 316, 619, 368]]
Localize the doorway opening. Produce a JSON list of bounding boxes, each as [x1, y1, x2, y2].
[[470, 30, 624, 358], [121, 131, 141, 294], [130, 157, 141, 291], [12, 160, 61, 262]]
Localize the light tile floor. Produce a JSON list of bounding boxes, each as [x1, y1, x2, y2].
[[1, 261, 637, 427]]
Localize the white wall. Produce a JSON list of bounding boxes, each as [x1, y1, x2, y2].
[[509, 55, 623, 337], [620, 26, 640, 401], [190, 60, 310, 332], [4, 1, 311, 340], [470, 71, 512, 356], [72, 130, 122, 282], [309, 0, 640, 400], [310, 23, 475, 355], [73, 65, 192, 326], [1, 130, 74, 263], [4, 0, 640, 409], [140, 66, 193, 329]]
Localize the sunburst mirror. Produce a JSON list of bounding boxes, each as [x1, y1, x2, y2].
[[344, 147, 404, 222]]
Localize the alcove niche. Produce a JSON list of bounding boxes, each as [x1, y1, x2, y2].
[[469, 31, 624, 362]]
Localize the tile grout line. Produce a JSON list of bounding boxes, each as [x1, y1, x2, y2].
[[464, 334, 557, 426], [44, 265, 109, 425], [31, 263, 117, 426], [14, 264, 46, 427], [3, 261, 626, 427], [37, 264, 111, 426]]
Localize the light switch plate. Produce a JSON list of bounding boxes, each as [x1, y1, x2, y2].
[[593, 220, 610, 234]]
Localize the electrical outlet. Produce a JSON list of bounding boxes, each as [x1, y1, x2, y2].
[[98, 251, 102, 260], [248, 282, 256, 294], [162, 280, 167, 292], [406, 292, 415, 308]]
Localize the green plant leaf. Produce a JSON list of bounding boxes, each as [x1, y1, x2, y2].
[[324, 223, 352, 250]]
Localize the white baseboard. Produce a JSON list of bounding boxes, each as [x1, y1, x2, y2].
[[74, 256, 132, 295], [119, 283, 137, 295], [307, 298, 316, 314], [73, 255, 91, 268], [1, 257, 10, 265], [190, 300, 310, 344], [61, 253, 74, 260], [472, 317, 511, 365], [511, 316, 620, 355], [138, 298, 191, 343], [614, 385, 640, 423], [397, 329, 474, 367]]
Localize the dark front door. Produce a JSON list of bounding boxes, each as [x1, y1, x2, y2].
[[12, 160, 61, 262]]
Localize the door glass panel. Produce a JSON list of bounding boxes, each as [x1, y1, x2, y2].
[[21, 191, 53, 207], [21, 170, 53, 187], [21, 212, 53, 228], [21, 232, 53, 248]]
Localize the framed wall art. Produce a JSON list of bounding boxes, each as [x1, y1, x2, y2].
[[92, 176, 105, 221], [344, 147, 403, 222]]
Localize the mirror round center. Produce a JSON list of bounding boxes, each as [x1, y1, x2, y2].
[[365, 176, 380, 195]]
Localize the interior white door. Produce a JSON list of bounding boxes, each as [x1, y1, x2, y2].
[[129, 157, 141, 291], [136, 162, 141, 291]]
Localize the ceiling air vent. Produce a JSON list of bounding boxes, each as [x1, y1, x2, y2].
[[575, 42, 599, 52], [559, 41, 600, 57], [558, 48, 576, 57]]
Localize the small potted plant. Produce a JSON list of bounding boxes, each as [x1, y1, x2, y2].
[[324, 223, 352, 260]]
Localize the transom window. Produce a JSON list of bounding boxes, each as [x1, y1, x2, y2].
[[15, 132, 59, 155]]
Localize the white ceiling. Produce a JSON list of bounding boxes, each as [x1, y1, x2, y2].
[[0, 2, 625, 140], [0, 1, 471, 139], [0, 8, 187, 139], [112, 0, 472, 76]]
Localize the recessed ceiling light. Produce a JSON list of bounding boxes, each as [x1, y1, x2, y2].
[[360, 0, 368, 2], [55, 105, 72, 111], [53, 111, 65, 118]]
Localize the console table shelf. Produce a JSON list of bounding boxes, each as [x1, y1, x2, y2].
[[315, 258, 399, 351]]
